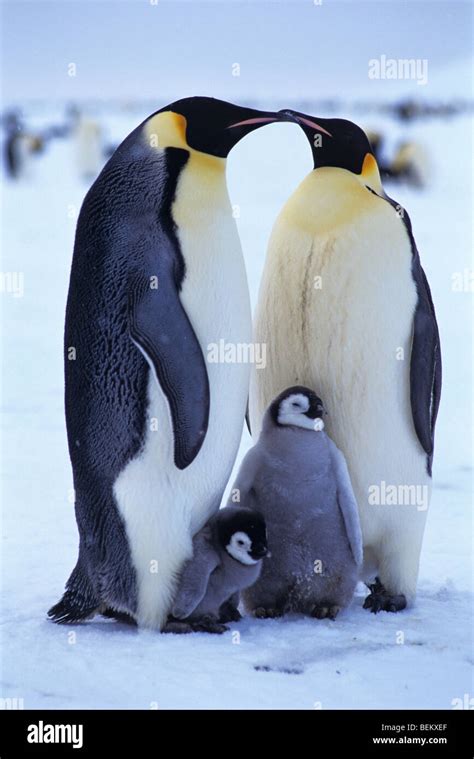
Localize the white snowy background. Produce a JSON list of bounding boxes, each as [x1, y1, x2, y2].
[[1, 0, 472, 709]]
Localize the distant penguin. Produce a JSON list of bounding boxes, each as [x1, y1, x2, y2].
[[74, 114, 103, 180], [3, 111, 42, 180], [236, 387, 362, 619], [250, 112, 441, 613], [165, 505, 268, 634], [365, 129, 429, 189], [388, 141, 430, 189], [48, 97, 283, 630]]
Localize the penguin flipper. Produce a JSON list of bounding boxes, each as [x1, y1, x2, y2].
[[172, 528, 220, 619], [410, 261, 442, 475], [129, 269, 210, 470], [385, 198, 441, 475]]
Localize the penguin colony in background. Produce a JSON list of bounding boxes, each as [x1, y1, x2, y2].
[[48, 97, 441, 632]]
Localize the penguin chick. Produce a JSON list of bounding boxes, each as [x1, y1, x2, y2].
[[238, 387, 362, 620], [164, 506, 268, 634]]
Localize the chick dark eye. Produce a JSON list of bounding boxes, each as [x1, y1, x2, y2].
[[292, 402, 300, 408], [237, 540, 244, 546]]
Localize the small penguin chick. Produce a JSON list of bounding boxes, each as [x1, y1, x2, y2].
[[237, 387, 363, 620], [164, 506, 268, 634]]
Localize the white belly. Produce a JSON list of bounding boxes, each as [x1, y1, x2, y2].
[[251, 170, 430, 578], [114, 157, 251, 629]]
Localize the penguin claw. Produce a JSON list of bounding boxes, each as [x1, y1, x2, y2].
[[311, 605, 329, 619], [311, 604, 340, 620], [191, 615, 228, 634], [219, 602, 242, 623], [254, 607, 282, 619], [363, 581, 407, 614]]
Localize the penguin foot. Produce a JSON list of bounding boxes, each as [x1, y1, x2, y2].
[[162, 620, 194, 635], [219, 601, 242, 623], [311, 604, 340, 620], [254, 607, 282, 619], [363, 579, 407, 614], [191, 615, 229, 634]]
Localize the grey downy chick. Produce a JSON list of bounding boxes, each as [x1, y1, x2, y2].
[[164, 505, 268, 634], [236, 386, 362, 620]]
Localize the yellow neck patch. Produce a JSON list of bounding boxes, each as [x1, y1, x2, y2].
[[143, 111, 225, 173], [281, 165, 386, 237], [145, 111, 187, 151], [360, 152, 383, 194]]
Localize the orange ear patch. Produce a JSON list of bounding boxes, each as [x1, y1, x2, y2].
[[360, 153, 383, 193], [144, 111, 188, 151]]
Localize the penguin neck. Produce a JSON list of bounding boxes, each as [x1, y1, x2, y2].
[[280, 166, 381, 236], [171, 149, 230, 228], [144, 110, 229, 220], [260, 420, 328, 465]]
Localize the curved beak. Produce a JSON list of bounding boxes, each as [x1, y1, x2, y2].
[[279, 109, 333, 137], [227, 115, 280, 129]]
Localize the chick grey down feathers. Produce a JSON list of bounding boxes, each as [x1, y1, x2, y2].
[[165, 506, 265, 633], [237, 388, 363, 618]]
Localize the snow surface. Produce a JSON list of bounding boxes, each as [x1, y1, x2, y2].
[[1, 105, 472, 710]]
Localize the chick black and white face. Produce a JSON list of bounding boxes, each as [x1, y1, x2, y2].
[[219, 510, 268, 565], [271, 386, 325, 431], [227, 531, 259, 565]]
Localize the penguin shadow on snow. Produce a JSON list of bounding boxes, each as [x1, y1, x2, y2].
[[247, 600, 412, 676], [248, 584, 470, 677], [49, 608, 140, 636]]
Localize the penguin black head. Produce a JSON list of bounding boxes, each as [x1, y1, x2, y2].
[[280, 110, 383, 193], [152, 97, 282, 158], [216, 507, 268, 565], [269, 386, 326, 432]]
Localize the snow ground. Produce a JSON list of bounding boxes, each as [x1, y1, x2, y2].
[[1, 107, 472, 710]]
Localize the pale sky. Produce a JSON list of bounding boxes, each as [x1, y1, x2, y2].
[[1, 0, 472, 106]]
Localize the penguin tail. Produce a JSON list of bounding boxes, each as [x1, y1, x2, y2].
[[48, 562, 101, 624]]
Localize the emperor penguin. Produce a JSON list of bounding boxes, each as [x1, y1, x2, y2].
[[249, 112, 441, 613], [48, 97, 283, 630], [236, 387, 362, 620], [74, 113, 103, 180]]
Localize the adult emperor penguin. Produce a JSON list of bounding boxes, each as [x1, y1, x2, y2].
[[249, 111, 441, 612], [48, 97, 283, 630]]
